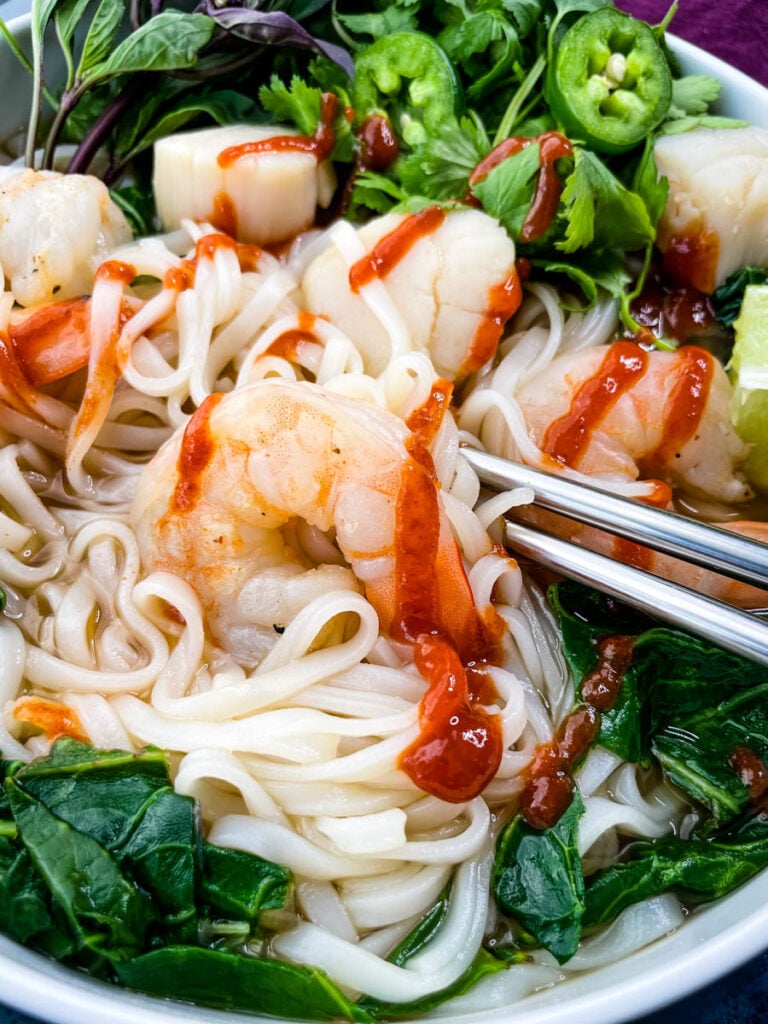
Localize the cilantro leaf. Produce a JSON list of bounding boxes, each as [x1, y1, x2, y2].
[[348, 170, 408, 217], [500, 0, 544, 37], [632, 137, 669, 227], [258, 74, 322, 136], [532, 250, 632, 309], [470, 143, 542, 241], [661, 115, 748, 135], [438, 11, 508, 65], [334, 7, 418, 40], [558, 148, 655, 254], [668, 75, 721, 118], [258, 72, 354, 162], [399, 115, 489, 201]]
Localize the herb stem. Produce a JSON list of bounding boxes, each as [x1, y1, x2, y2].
[[493, 52, 546, 146], [42, 82, 87, 171], [68, 79, 143, 176], [0, 17, 33, 76], [25, 1, 46, 169]]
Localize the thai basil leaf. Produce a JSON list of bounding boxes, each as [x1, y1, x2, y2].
[[26, 0, 62, 165], [110, 185, 156, 236], [77, 0, 126, 78], [115, 946, 375, 1022], [83, 11, 215, 81], [122, 88, 262, 160], [196, 1, 354, 76], [492, 793, 585, 963], [583, 827, 768, 929], [201, 843, 290, 921], [54, 0, 94, 88]]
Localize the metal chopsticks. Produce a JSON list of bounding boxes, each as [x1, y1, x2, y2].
[[461, 448, 768, 667], [503, 519, 768, 668], [462, 448, 768, 591]]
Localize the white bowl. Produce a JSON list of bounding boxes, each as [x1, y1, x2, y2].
[[0, 18, 767, 1024]]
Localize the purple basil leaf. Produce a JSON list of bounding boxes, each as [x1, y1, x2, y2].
[[196, 2, 354, 76]]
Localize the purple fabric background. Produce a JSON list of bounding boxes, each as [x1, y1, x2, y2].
[[620, 0, 768, 86]]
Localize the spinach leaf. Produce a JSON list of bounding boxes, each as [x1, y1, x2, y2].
[[358, 950, 507, 1019], [712, 266, 768, 327], [13, 740, 170, 850], [0, 840, 58, 946], [652, 685, 768, 822], [117, 788, 198, 938], [584, 828, 768, 929], [201, 843, 291, 921], [388, 890, 448, 965], [356, 887, 509, 1018], [549, 582, 768, 768], [115, 946, 374, 1022], [548, 583, 646, 761], [6, 779, 155, 959], [492, 793, 585, 963], [1, 738, 299, 1010]]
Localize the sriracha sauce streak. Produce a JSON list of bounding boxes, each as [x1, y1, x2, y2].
[[390, 424, 504, 804], [520, 636, 635, 829], [170, 392, 224, 515]]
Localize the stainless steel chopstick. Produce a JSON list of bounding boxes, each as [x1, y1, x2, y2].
[[503, 520, 768, 667], [463, 448, 768, 591]]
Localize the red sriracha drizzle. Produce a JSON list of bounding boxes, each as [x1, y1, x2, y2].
[[389, 412, 504, 804]]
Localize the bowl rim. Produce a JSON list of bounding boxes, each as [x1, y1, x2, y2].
[[0, 15, 767, 1024]]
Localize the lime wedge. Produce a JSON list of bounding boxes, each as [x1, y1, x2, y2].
[[730, 284, 768, 491]]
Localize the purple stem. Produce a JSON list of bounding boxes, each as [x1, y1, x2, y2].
[[67, 80, 144, 176]]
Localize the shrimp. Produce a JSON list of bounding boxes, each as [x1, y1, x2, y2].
[[654, 126, 768, 293], [131, 379, 490, 663], [301, 207, 521, 379], [516, 341, 751, 505], [0, 169, 132, 307], [510, 341, 768, 606]]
